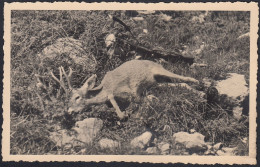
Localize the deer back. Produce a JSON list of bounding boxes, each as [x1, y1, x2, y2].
[[100, 60, 161, 95]]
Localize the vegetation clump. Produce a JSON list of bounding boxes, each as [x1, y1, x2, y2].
[[10, 10, 249, 155]]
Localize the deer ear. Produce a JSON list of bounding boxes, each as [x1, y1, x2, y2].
[[80, 74, 97, 95]]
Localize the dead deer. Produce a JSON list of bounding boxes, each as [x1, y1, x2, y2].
[[52, 60, 201, 119]]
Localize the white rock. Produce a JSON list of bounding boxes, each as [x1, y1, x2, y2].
[[39, 37, 96, 71], [202, 78, 213, 87], [233, 106, 243, 120], [207, 145, 213, 150], [50, 118, 103, 148], [213, 143, 223, 150], [216, 150, 226, 156], [158, 143, 171, 155], [222, 147, 237, 154], [190, 63, 208, 68], [73, 118, 103, 144], [138, 10, 156, 15], [130, 131, 152, 149], [99, 138, 120, 149], [40, 38, 83, 59], [173, 132, 207, 152], [160, 14, 171, 21], [242, 137, 248, 144], [63, 144, 73, 150], [105, 34, 116, 48], [135, 56, 142, 60], [133, 17, 144, 21], [216, 73, 248, 101], [189, 129, 196, 134], [193, 43, 206, 55], [183, 152, 189, 155], [204, 149, 215, 155], [191, 12, 208, 23], [217, 147, 236, 156], [146, 147, 158, 154], [50, 129, 76, 147], [238, 32, 250, 39], [146, 94, 159, 102], [143, 29, 148, 33], [80, 148, 86, 154]]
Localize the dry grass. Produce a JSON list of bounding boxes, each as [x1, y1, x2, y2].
[[10, 10, 250, 155]]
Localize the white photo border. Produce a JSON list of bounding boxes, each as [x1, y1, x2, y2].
[[2, 2, 258, 164]]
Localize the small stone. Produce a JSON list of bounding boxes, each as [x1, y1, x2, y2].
[[183, 152, 189, 155], [213, 143, 223, 150], [73, 118, 103, 145], [173, 132, 207, 153], [238, 32, 250, 39], [80, 148, 86, 154], [204, 149, 215, 155], [138, 10, 156, 15], [202, 78, 213, 87], [146, 147, 158, 154], [216, 73, 248, 102], [216, 150, 226, 156], [135, 56, 142, 60], [207, 145, 213, 150], [99, 138, 120, 149], [160, 14, 171, 21], [63, 144, 72, 150], [217, 147, 236, 156], [189, 129, 196, 133], [222, 147, 237, 155], [50, 118, 103, 148], [105, 34, 116, 48], [49, 129, 77, 147], [130, 131, 152, 149], [158, 142, 170, 155], [233, 106, 242, 120], [133, 17, 144, 21], [242, 137, 248, 144], [39, 37, 96, 71]]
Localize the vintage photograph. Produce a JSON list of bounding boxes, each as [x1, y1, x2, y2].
[[3, 2, 258, 164]]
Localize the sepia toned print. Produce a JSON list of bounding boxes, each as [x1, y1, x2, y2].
[[3, 2, 258, 164]]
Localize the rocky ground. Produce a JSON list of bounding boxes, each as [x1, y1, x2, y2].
[[10, 10, 250, 155]]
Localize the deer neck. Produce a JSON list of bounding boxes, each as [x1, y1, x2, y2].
[[85, 91, 108, 105]]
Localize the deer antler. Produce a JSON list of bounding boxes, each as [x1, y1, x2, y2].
[[60, 66, 73, 90], [50, 66, 73, 95]]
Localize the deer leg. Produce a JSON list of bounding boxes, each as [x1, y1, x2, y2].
[[153, 68, 199, 84], [158, 83, 205, 98], [108, 95, 126, 119]]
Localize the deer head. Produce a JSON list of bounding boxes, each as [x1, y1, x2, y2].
[[51, 67, 106, 115], [67, 74, 98, 114]]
